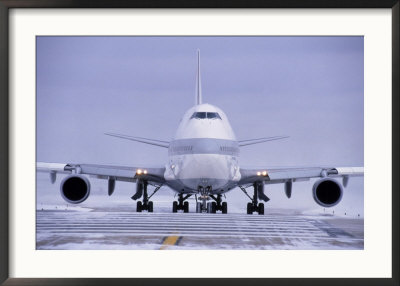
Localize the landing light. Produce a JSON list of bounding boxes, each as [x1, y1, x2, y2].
[[257, 170, 268, 176], [262, 171, 267, 176], [257, 171, 261, 176], [136, 169, 148, 175]]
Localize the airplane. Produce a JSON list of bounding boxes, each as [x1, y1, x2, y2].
[[37, 50, 364, 215]]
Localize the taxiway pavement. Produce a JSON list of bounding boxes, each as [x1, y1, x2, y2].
[[36, 209, 363, 250]]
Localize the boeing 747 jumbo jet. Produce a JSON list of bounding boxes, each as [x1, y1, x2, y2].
[[37, 51, 364, 215]]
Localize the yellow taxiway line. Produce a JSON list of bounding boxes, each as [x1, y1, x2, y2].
[[160, 235, 181, 250]]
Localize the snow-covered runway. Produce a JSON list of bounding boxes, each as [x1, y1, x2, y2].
[[36, 210, 363, 250]]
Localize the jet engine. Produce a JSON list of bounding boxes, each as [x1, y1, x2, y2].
[[312, 178, 343, 207], [60, 175, 91, 204]]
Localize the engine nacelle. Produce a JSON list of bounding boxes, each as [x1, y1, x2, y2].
[[60, 175, 91, 204], [312, 178, 343, 207]]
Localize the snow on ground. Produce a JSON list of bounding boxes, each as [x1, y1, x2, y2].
[[37, 204, 93, 212], [36, 210, 363, 250]]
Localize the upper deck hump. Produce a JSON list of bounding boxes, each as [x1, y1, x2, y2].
[[174, 104, 237, 141]]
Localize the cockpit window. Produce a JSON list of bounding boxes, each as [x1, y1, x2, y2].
[[191, 112, 206, 119], [207, 112, 221, 119], [190, 112, 221, 120]]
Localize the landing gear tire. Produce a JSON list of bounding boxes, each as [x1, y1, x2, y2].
[[207, 202, 217, 213], [211, 202, 217, 213], [258, 203, 264, 215], [137, 201, 143, 212], [183, 201, 189, 213], [196, 202, 202, 213], [221, 202, 228, 214], [247, 202, 253, 214], [148, 201, 154, 213], [172, 201, 178, 213]]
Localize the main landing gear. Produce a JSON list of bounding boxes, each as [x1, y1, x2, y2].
[[207, 194, 228, 214], [172, 193, 191, 213], [240, 182, 269, 215], [247, 202, 264, 215], [133, 180, 161, 212]]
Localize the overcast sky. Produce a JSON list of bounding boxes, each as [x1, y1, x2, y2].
[[36, 36, 364, 215]]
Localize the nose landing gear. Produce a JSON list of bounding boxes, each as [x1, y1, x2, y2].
[[195, 187, 228, 214]]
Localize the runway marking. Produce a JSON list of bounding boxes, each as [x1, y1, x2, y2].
[[160, 235, 181, 250]]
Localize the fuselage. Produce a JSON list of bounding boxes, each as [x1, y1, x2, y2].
[[164, 103, 241, 194]]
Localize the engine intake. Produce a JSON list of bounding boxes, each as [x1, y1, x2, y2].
[[312, 178, 343, 207], [60, 175, 91, 204]]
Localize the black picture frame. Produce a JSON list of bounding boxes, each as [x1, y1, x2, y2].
[[0, 1, 398, 285]]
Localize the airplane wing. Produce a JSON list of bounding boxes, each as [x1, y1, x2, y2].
[[37, 162, 166, 204], [37, 162, 166, 185], [238, 166, 363, 209], [238, 136, 289, 147], [239, 166, 363, 186], [105, 132, 169, 148]]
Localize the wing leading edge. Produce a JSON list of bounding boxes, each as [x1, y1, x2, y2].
[[37, 162, 166, 184], [238, 136, 289, 147], [104, 132, 170, 148], [239, 166, 363, 186]]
